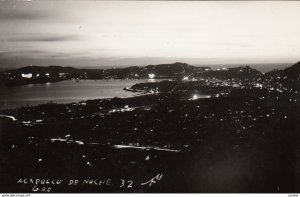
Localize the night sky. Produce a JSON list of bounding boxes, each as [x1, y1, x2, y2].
[[0, 0, 300, 69]]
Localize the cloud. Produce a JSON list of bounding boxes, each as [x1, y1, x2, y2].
[[0, 49, 91, 62], [0, 51, 12, 58], [0, 1, 63, 21], [9, 34, 82, 42], [0, 9, 46, 21]]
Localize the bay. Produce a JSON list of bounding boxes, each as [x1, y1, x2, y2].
[[0, 79, 157, 110]]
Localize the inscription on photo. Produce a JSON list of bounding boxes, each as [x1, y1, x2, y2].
[[16, 174, 163, 192]]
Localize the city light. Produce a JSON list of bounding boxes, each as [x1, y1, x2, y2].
[[148, 73, 155, 79], [21, 73, 32, 79]]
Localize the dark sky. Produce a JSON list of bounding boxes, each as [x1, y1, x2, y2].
[[0, 0, 299, 69]]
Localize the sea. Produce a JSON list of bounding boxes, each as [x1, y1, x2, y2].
[[0, 79, 158, 110]]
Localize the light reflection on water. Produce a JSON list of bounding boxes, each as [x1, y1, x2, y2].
[[0, 79, 157, 110]]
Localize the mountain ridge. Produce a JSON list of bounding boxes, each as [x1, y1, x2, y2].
[[1, 61, 299, 87]]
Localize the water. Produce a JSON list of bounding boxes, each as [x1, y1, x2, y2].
[[0, 79, 157, 110]]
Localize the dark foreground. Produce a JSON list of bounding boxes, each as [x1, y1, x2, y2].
[[0, 80, 300, 193]]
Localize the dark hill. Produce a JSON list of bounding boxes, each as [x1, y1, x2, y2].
[[195, 65, 262, 80], [283, 62, 300, 79], [11, 65, 81, 74], [144, 62, 207, 77]]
